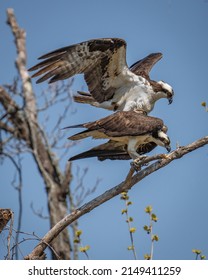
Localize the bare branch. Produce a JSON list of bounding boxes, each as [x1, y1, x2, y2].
[[7, 211, 14, 260], [0, 121, 14, 135], [0, 86, 29, 141], [7, 8, 37, 121], [25, 136, 208, 260], [37, 80, 74, 112], [30, 203, 49, 220], [2, 8, 73, 259]]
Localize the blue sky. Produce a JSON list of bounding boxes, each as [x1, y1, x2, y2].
[[0, 0, 208, 260]]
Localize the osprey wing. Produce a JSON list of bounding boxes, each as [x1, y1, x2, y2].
[[88, 111, 164, 137], [66, 111, 164, 141], [130, 53, 163, 79], [69, 140, 128, 161], [69, 140, 157, 161], [29, 38, 136, 103]]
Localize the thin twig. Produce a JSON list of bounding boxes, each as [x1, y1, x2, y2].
[[7, 211, 14, 260]]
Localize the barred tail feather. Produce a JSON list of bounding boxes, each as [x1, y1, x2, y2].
[[69, 141, 130, 161], [69, 148, 129, 161], [73, 91, 97, 105]]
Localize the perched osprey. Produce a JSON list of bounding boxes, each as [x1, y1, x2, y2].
[[66, 111, 171, 162], [29, 38, 174, 113]]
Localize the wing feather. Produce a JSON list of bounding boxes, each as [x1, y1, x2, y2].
[[69, 140, 157, 161], [87, 111, 164, 137], [29, 38, 131, 103], [72, 52, 164, 105], [67, 111, 164, 140], [130, 53, 163, 79]]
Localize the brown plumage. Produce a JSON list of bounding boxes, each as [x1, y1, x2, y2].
[[66, 111, 171, 161], [129, 53, 162, 79], [29, 38, 126, 103], [69, 140, 157, 161], [66, 111, 164, 140], [73, 52, 164, 108], [29, 38, 174, 112], [73, 91, 95, 105]]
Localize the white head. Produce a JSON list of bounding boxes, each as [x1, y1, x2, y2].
[[157, 80, 174, 104], [154, 125, 171, 152]]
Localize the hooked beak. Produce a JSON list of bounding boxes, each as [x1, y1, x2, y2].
[[168, 90, 174, 105], [166, 145, 171, 152], [168, 96, 173, 105]]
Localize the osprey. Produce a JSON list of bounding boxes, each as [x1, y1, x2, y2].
[[29, 38, 174, 113], [66, 111, 171, 162]]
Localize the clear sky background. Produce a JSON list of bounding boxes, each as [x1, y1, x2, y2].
[[0, 0, 208, 260]]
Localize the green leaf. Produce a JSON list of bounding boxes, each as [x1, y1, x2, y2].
[[129, 227, 136, 233], [192, 249, 202, 255], [144, 254, 151, 260], [120, 192, 129, 200], [73, 238, 80, 244], [143, 225, 150, 233], [145, 205, 152, 213], [127, 201, 132, 206], [152, 235, 159, 242], [121, 209, 127, 214], [75, 230, 82, 237], [151, 213, 158, 222], [126, 217, 133, 223], [79, 245, 90, 252]]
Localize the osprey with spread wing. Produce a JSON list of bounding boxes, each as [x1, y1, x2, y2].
[[29, 38, 174, 113], [66, 111, 171, 162]]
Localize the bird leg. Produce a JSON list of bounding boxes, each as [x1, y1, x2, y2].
[[131, 153, 169, 171], [127, 139, 148, 170], [131, 155, 148, 171]]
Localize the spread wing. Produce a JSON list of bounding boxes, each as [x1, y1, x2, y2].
[[130, 53, 162, 79], [69, 140, 157, 161], [73, 52, 163, 105], [29, 38, 136, 103], [66, 111, 164, 140]]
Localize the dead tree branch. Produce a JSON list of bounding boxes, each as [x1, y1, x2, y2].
[[0, 8, 73, 259], [0, 152, 23, 259], [25, 136, 208, 260]]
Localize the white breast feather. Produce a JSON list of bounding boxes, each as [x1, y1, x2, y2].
[[110, 75, 155, 112]]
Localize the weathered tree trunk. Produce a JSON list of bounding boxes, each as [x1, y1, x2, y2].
[[0, 8, 72, 259]]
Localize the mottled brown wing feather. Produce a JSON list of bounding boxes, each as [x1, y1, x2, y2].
[[98, 142, 157, 161], [69, 140, 157, 161], [67, 111, 164, 140], [69, 140, 127, 161], [130, 53, 163, 79], [29, 43, 101, 83], [29, 38, 128, 103], [72, 53, 163, 103], [84, 111, 164, 137]]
